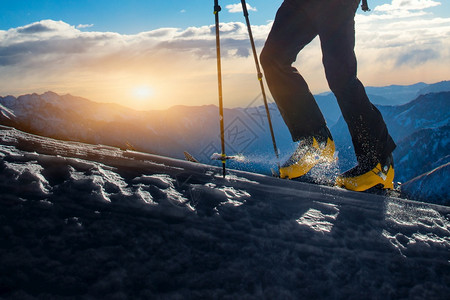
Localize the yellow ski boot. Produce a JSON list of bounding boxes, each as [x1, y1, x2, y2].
[[279, 136, 335, 179], [336, 154, 395, 192]]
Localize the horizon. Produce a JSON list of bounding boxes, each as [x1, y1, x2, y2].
[[1, 1, 450, 110], [3, 79, 448, 112]]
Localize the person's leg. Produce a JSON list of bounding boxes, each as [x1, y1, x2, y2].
[[318, 0, 396, 190], [318, 2, 396, 166], [260, 0, 328, 142]]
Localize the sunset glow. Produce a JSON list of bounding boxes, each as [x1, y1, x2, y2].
[[133, 86, 154, 101], [0, 1, 449, 110]]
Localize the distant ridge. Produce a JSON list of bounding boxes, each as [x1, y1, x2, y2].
[[0, 81, 449, 204]]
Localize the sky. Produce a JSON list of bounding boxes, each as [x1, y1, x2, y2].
[[1, 0, 450, 110]]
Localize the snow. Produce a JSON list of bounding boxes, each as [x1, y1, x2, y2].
[[210, 152, 247, 162], [4, 160, 50, 195], [1, 126, 450, 299], [296, 202, 340, 233], [401, 162, 450, 205], [383, 200, 450, 257], [0, 103, 16, 119]]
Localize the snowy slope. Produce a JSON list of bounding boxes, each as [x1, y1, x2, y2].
[[1, 126, 449, 299], [394, 126, 450, 183], [402, 162, 450, 205], [0, 103, 15, 120], [384, 92, 450, 141]]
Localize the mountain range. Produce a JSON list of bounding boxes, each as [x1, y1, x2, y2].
[[0, 81, 449, 205]]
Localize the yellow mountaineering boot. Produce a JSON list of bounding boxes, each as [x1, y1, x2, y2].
[[335, 154, 395, 192], [279, 135, 335, 179]]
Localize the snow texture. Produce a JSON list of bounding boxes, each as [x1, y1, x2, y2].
[[0, 126, 449, 299]]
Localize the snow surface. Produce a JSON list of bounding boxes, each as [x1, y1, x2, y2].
[[0, 126, 449, 299], [0, 103, 16, 120], [402, 162, 450, 205]]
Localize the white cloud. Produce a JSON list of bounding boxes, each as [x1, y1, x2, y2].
[[0, 19, 269, 108], [353, 1, 450, 87], [375, 0, 441, 12], [0, 3, 449, 110], [4, 20, 77, 39], [77, 24, 94, 29], [226, 3, 257, 13]]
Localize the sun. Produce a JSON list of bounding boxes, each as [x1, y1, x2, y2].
[[132, 85, 154, 100]]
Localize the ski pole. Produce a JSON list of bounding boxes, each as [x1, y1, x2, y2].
[[240, 0, 280, 170], [214, 0, 227, 178]]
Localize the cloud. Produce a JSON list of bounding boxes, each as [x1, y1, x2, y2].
[[0, 20, 256, 70], [395, 48, 440, 66], [10, 20, 74, 36], [375, 0, 441, 12], [0, 3, 449, 110], [1, 20, 79, 44], [226, 3, 257, 13], [352, 1, 450, 88], [17, 23, 55, 34], [77, 24, 94, 29], [0, 19, 268, 108]]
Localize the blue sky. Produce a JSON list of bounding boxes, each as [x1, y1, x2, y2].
[[0, 0, 284, 33], [1, 1, 449, 110], [6, 0, 443, 33]]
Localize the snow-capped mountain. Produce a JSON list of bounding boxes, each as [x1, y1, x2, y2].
[[394, 126, 450, 206], [394, 125, 450, 182], [401, 162, 450, 204], [0, 102, 18, 128], [379, 92, 449, 204], [381, 92, 450, 141], [1, 126, 449, 299], [0, 82, 449, 204]]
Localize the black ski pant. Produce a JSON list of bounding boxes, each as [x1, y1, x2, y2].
[[260, 0, 396, 165]]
